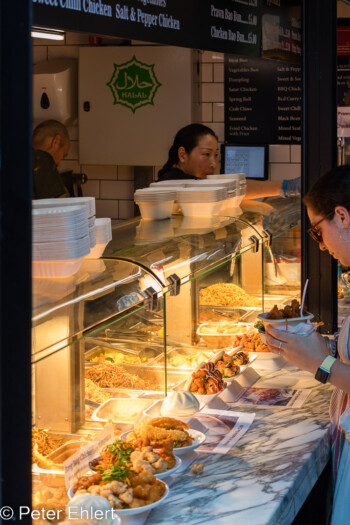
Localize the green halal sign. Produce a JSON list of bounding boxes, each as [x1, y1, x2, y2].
[[107, 56, 162, 113]]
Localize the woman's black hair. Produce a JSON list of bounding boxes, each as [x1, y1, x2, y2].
[[303, 165, 350, 218], [158, 123, 218, 178]]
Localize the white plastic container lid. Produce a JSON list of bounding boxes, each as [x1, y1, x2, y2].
[[134, 188, 177, 202], [207, 173, 246, 182], [176, 187, 227, 203], [186, 179, 238, 191], [33, 197, 96, 217], [33, 234, 91, 261], [152, 179, 196, 186], [32, 206, 89, 242]]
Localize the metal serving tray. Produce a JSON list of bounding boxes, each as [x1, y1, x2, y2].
[[150, 346, 213, 370], [91, 397, 155, 424], [85, 344, 162, 367], [33, 439, 90, 487], [86, 365, 190, 393]]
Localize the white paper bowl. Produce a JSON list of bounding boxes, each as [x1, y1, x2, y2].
[[136, 200, 174, 220], [257, 312, 314, 331], [142, 399, 200, 425], [69, 481, 169, 515], [192, 390, 223, 405]]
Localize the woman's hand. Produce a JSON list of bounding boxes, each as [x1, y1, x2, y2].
[[265, 324, 327, 374]]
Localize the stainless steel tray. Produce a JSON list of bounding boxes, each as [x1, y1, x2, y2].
[[85, 344, 162, 367], [33, 436, 91, 487], [91, 397, 155, 423], [86, 365, 190, 392], [150, 346, 213, 370]]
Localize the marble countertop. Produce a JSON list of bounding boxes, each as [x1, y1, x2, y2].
[[146, 361, 333, 525]]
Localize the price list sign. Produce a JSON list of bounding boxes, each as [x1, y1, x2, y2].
[[224, 55, 301, 144], [33, 0, 261, 56]]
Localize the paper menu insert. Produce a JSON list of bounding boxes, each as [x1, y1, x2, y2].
[[64, 424, 115, 489]]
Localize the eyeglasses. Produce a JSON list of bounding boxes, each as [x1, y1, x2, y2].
[[307, 211, 334, 243]]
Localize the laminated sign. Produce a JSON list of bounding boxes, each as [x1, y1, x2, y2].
[[106, 56, 162, 113]]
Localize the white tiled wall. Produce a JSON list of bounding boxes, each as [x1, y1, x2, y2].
[[33, 36, 301, 221]]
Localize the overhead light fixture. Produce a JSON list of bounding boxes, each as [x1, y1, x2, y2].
[[31, 27, 65, 41]]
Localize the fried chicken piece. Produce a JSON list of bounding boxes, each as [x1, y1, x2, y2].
[[72, 473, 102, 493], [133, 483, 153, 499], [148, 484, 165, 503], [129, 498, 147, 508], [134, 424, 193, 448], [149, 417, 189, 430], [157, 439, 176, 469], [190, 463, 205, 475], [129, 471, 155, 487], [266, 305, 284, 319]]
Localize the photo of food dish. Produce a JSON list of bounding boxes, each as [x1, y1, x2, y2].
[[194, 413, 239, 452], [237, 387, 296, 407]]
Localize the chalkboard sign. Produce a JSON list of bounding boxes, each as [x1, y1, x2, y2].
[[224, 55, 301, 144], [262, 0, 301, 64], [337, 68, 350, 107], [32, 0, 261, 57]]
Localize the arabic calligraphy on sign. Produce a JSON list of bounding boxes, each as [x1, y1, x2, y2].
[[106, 55, 162, 113]]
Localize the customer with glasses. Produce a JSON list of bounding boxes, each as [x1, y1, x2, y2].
[[265, 164, 350, 524]]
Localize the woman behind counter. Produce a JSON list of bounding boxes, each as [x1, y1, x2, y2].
[[157, 123, 219, 181], [157, 123, 296, 202]]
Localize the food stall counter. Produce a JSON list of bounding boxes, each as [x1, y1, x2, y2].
[[146, 363, 332, 525]]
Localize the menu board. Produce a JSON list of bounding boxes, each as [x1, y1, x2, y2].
[[337, 68, 350, 107], [224, 55, 301, 144], [262, 0, 301, 64], [32, 0, 261, 56]]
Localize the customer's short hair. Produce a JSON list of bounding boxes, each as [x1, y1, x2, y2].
[[33, 120, 70, 149]]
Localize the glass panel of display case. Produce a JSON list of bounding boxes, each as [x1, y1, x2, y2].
[[103, 215, 262, 285], [263, 225, 301, 300], [32, 297, 166, 511], [261, 197, 301, 310], [32, 258, 162, 362]]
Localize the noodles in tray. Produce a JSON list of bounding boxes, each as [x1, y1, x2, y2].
[[85, 363, 159, 390], [85, 378, 111, 404], [200, 283, 261, 308], [32, 429, 64, 457]]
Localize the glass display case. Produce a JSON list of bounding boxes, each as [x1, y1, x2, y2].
[[31, 197, 301, 514]]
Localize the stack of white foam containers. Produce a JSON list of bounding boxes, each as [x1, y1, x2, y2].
[[176, 186, 227, 217], [134, 188, 177, 219], [33, 197, 96, 249], [32, 197, 97, 278], [32, 205, 91, 278], [86, 218, 112, 258]]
